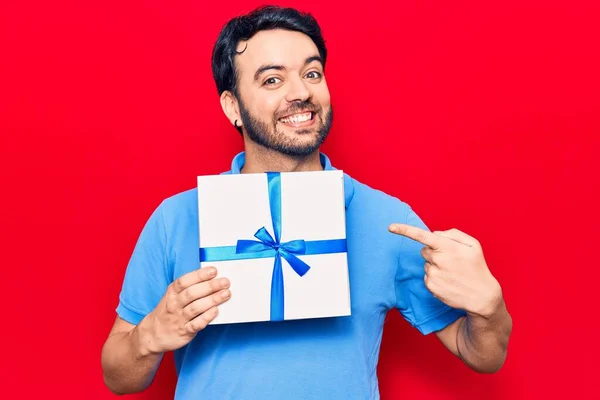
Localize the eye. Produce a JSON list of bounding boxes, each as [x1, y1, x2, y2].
[[305, 71, 322, 79], [263, 77, 282, 86]]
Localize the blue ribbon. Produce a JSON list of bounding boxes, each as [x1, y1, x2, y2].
[[199, 172, 347, 321]]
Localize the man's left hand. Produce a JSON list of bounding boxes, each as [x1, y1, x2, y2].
[[389, 224, 502, 318]]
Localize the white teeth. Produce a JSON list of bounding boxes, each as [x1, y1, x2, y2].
[[280, 112, 312, 124]]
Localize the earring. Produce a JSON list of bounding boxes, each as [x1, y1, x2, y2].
[[234, 119, 239, 127]]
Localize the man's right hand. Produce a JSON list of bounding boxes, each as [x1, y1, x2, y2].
[[140, 266, 230, 354]]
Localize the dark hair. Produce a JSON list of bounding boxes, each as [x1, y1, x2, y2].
[[211, 5, 328, 98]]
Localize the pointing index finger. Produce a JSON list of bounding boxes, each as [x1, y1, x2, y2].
[[389, 223, 442, 250]]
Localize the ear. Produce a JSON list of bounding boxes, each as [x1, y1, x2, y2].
[[220, 90, 242, 128]]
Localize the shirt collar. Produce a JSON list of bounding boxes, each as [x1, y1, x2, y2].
[[223, 151, 354, 208]]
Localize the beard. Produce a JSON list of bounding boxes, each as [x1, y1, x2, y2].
[[238, 98, 333, 157]]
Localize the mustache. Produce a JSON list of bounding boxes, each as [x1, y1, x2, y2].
[[275, 100, 321, 120]]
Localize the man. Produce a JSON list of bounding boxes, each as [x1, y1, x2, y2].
[[101, 5, 512, 399]]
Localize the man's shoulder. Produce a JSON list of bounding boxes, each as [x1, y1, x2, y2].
[[160, 186, 198, 207], [346, 173, 412, 218], [157, 169, 232, 217], [154, 187, 199, 225]]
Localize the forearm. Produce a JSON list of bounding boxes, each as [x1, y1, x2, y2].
[[101, 317, 164, 395], [457, 297, 513, 373]]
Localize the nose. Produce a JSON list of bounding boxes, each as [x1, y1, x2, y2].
[[284, 74, 311, 103]]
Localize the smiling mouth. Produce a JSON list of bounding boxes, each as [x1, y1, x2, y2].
[[278, 111, 316, 127]]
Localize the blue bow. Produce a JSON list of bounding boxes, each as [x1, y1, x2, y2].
[[199, 172, 347, 321]]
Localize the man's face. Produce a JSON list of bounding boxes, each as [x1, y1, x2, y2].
[[233, 29, 333, 157]]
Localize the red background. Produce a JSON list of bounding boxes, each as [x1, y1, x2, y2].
[[1, 1, 598, 398]]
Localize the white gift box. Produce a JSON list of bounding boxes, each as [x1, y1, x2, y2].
[[197, 169, 351, 325]]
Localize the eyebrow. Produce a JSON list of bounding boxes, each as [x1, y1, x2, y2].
[[253, 55, 324, 81]]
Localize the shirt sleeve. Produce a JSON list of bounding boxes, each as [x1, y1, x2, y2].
[[394, 205, 467, 335], [116, 202, 171, 325]]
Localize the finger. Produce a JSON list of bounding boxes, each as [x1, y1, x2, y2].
[[420, 247, 436, 264], [423, 262, 441, 297], [424, 261, 441, 277], [177, 277, 230, 308], [182, 288, 231, 321], [424, 261, 434, 276], [423, 262, 433, 290], [433, 228, 480, 248], [185, 306, 219, 333], [389, 223, 442, 250], [171, 267, 217, 294]]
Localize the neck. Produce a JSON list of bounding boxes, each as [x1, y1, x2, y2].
[[240, 141, 323, 174]]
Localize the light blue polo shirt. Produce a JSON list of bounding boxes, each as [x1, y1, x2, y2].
[[116, 152, 466, 399]]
